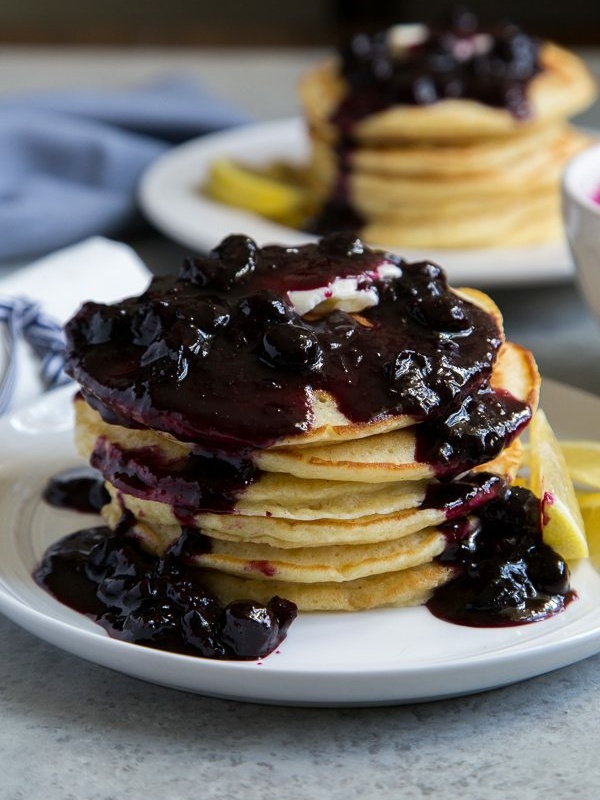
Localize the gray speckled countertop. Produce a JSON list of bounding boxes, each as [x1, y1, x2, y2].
[[2, 46, 600, 800], [2, 612, 600, 800]]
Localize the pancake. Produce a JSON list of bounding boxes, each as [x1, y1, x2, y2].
[[320, 123, 569, 179], [300, 42, 596, 145], [74, 344, 529, 494], [102, 470, 504, 548], [258, 342, 537, 482], [350, 130, 588, 209], [100, 502, 447, 583], [362, 195, 563, 249], [307, 126, 589, 199], [199, 562, 454, 611]]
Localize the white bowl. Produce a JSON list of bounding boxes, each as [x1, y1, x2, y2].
[[562, 143, 600, 318]]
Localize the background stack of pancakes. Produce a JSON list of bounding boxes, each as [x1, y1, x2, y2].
[[67, 235, 540, 613], [299, 12, 597, 249]]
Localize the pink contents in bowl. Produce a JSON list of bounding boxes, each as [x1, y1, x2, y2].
[[593, 187, 600, 205]]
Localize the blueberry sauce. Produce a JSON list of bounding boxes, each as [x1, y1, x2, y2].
[[416, 387, 532, 480], [40, 474, 295, 659], [334, 9, 541, 134], [427, 485, 574, 626], [43, 467, 109, 514], [34, 524, 297, 660], [422, 471, 505, 519], [89, 436, 260, 520], [64, 234, 510, 458], [308, 142, 366, 236]]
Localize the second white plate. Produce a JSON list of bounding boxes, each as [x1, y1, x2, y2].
[[138, 117, 574, 289]]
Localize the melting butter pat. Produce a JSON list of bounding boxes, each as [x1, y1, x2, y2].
[[288, 263, 403, 317]]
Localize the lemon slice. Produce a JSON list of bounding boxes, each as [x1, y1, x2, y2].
[[205, 158, 308, 226], [528, 409, 588, 561], [559, 440, 600, 489], [575, 492, 600, 569]]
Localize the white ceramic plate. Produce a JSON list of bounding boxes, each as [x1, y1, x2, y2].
[[1, 381, 600, 706], [138, 117, 574, 289]]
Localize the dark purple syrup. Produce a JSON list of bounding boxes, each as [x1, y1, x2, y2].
[[40, 467, 295, 659], [34, 524, 297, 660], [89, 436, 260, 519], [64, 234, 512, 463], [416, 387, 532, 480], [427, 485, 574, 626], [43, 467, 109, 514], [422, 471, 505, 518], [307, 140, 366, 236], [334, 9, 541, 134]]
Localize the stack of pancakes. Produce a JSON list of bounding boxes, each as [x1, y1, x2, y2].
[[67, 238, 541, 612], [300, 17, 597, 249]]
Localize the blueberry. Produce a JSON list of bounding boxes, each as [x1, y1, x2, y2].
[[528, 550, 570, 596], [181, 609, 228, 658], [85, 538, 145, 583], [165, 528, 213, 561], [444, 6, 478, 35], [407, 296, 472, 332], [65, 303, 125, 347], [318, 232, 366, 258], [326, 310, 359, 341], [261, 323, 323, 371], [267, 596, 297, 637], [397, 261, 445, 299], [166, 579, 219, 617], [469, 566, 531, 614], [219, 600, 280, 659], [237, 291, 292, 330], [190, 296, 231, 332], [119, 602, 180, 645], [97, 575, 147, 611], [130, 305, 163, 346], [33, 527, 108, 585], [178, 235, 258, 291], [385, 350, 440, 414], [412, 74, 438, 104], [139, 338, 172, 367]]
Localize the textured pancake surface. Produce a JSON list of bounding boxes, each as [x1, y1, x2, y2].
[[199, 562, 455, 611]]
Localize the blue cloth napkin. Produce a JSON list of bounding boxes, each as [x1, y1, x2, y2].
[[0, 236, 151, 414], [0, 76, 250, 262], [0, 296, 70, 414]]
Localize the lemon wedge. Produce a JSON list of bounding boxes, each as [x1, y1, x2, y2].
[[559, 440, 600, 489], [528, 409, 588, 561], [205, 158, 308, 226], [575, 492, 600, 569]]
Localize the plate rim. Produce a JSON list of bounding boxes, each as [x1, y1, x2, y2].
[[138, 116, 574, 290]]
